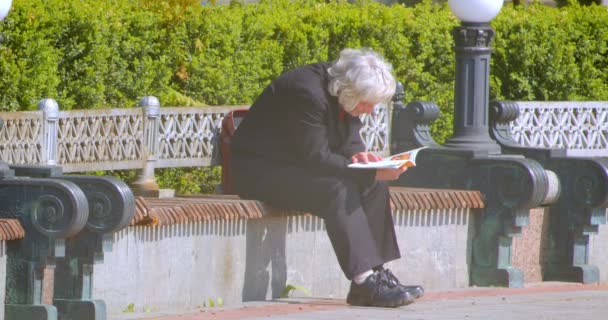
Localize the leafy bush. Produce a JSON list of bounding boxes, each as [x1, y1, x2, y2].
[[492, 1, 608, 101], [98, 166, 221, 195], [156, 167, 222, 195], [2, 0, 608, 193], [555, 0, 601, 7]]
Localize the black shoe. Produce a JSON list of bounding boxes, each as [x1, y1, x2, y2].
[[380, 268, 425, 299], [346, 271, 415, 307]]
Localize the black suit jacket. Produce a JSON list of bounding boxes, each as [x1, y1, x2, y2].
[[231, 62, 375, 187]]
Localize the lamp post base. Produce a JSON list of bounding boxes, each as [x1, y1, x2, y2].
[[443, 136, 501, 155]]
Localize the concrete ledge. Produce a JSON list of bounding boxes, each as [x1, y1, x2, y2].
[[92, 188, 481, 314], [590, 222, 608, 283]]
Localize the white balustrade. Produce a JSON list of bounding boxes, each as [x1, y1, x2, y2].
[[510, 102, 608, 157], [0, 98, 391, 179]]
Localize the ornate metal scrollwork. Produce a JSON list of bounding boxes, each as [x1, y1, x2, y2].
[[468, 157, 549, 233], [540, 157, 608, 283], [391, 100, 441, 154], [567, 161, 608, 209], [2, 169, 136, 318], [491, 100, 608, 284], [0, 178, 89, 238], [466, 157, 548, 287], [31, 194, 67, 235], [1, 176, 91, 320], [360, 103, 390, 154], [396, 146, 550, 287], [490, 101, 521, 148], [89, 192, 112, 224], [506, 101, 608, 152], [394, 97, 551, 287], [6, 165, 134, 234], [453, 26, 495, 50], [60, 175, 135, 234], [491, 101, 568, 163]]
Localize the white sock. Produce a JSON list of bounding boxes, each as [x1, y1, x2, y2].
[[353, 270, 374, 285]]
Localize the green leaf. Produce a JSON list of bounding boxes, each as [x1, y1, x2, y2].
[[281, 284, 311, 298], [122, 303, 135, 313]]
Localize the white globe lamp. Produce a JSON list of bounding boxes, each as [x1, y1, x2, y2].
[[448, 0, 503, 24], [0, 0, 12, 21]]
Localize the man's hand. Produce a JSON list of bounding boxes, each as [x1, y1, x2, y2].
[[351, 152, 383, 164], [375, 167, 407, 181], [350, 152, 407, 180]]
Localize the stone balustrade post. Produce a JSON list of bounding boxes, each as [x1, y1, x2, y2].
[[131, 96, 161, 197], [38, 99, 59, 166]]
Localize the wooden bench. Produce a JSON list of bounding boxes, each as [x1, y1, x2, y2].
[[131, 187, 483, 226], [0, 98, 487, 315]]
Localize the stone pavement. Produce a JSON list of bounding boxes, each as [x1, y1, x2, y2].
[[111, 282, 608, 320]]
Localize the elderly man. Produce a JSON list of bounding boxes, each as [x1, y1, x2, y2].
[[231, 48, 422, 307]]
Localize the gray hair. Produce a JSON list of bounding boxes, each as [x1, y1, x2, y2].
[[327, 48, 396, 112]]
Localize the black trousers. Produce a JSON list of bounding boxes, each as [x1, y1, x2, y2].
[[232, 157, 401, 279]]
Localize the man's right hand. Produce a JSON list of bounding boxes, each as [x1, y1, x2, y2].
[[375, 167, 407, 181]]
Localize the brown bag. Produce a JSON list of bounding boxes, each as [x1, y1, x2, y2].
[[218, 109, 248, 194]]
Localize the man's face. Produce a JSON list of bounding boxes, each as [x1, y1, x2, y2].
[[346, 101, 376, 116]]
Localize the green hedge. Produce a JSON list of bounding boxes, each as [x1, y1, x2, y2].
[[491, 2, 608, 101], [2, 0, 608, 192], [2, 0, 608, 136]]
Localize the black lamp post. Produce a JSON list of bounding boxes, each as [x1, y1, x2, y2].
[[392, 0, 553, 288], [443, 0, 503, 154]]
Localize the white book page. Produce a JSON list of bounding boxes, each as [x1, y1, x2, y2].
[[347, 147, 428, 169]]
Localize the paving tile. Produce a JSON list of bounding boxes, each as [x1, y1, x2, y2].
[[109, 284, 608, 320]]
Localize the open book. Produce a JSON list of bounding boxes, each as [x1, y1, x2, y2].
[[347, 147, 428, 169]]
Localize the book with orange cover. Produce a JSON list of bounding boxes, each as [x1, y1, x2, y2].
[[347, 147, 428, 169]]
